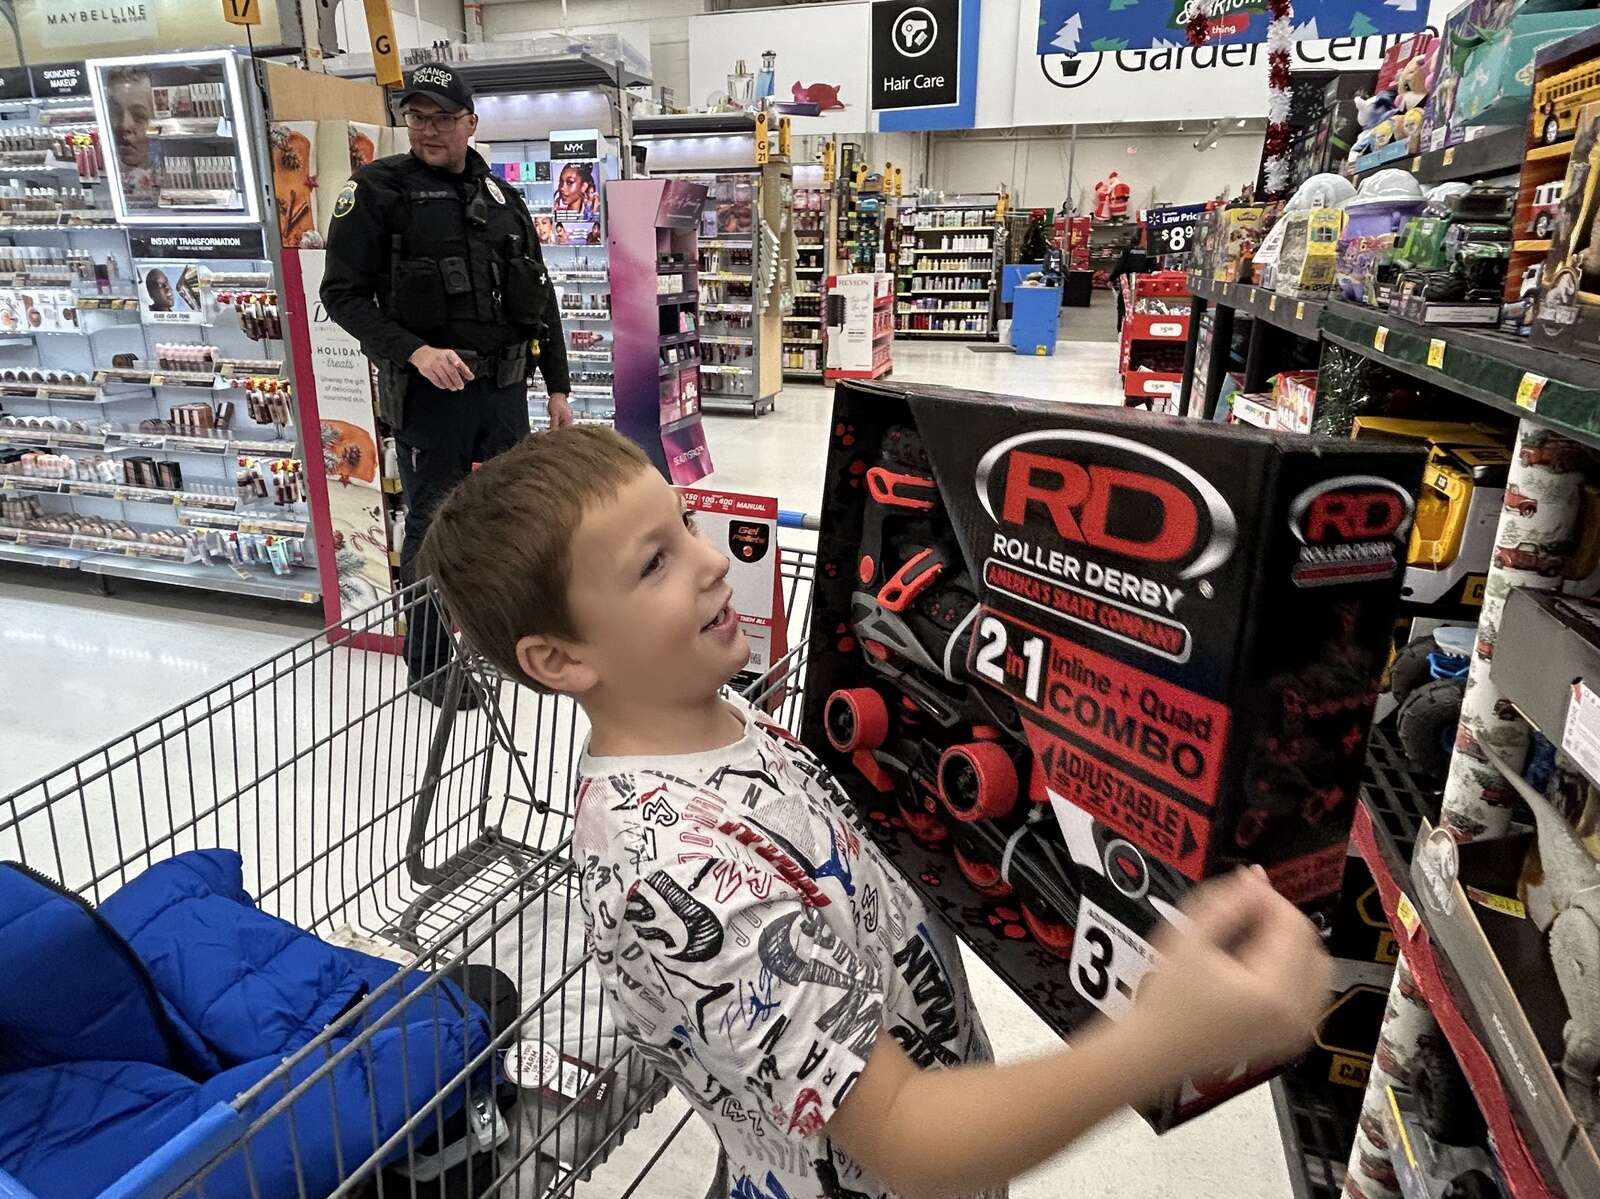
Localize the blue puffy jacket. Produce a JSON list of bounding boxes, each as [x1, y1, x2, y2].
[[0, 851, 493, 1199]]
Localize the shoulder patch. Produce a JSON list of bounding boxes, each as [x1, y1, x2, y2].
[[332, 179, 357, 219], [485, 177, 506, 205]]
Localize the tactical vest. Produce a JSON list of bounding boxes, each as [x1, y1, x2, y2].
[[383, 158, 550, 344]]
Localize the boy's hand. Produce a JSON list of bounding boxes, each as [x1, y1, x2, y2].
[[1129, 868, 1332, 1082]]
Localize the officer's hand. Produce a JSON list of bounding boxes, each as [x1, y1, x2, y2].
[[547, 392, 575, 429], [409, 345, 474, 391]]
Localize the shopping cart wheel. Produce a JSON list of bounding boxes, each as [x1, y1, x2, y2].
[[937, 741, 1018, 822], [825, 687, 890, 753], [1021, 900, 1075, 959]]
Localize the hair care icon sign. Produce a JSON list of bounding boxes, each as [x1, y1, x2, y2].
[[871, 0, 960, 110]]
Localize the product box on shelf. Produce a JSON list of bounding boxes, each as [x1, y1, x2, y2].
[[1380, 1083, 1507, 1199], [1532, 99, 1600, 361], [1294, 850, 1397, 1092], [1410, 825, 1600, 1196], [805, 381, 1425, 1128], [1455, 9, 1600, 133], [1272, 370, 1318, 435], [1274, 208, 1345, 299], [1212, 206, 1265, 283], [1491, 588, 1600, 742]]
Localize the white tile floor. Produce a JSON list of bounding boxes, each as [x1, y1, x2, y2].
[[0, 316, 1292, 1198]]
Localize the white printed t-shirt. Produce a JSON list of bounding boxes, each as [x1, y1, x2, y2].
[[574, 694, 1000, 1199]]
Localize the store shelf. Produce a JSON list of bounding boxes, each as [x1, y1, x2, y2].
[[560, 308, 612, 321], [898, 328, 995, 338], [698, 334, 752, 346], [913, 268, 992, 275], [910, 225, 992, 233], [1358, 126, 1525, 187], [655, 292, 696, 306], [782, 314, 820, 322], [176, 510, 306, 537], [1186, 272, 1327, 340], [782, 369, 823, 380], [1321, 300, 1600, 452], [567, 349, 612, 362], [701, 303, 752, 313], [700, 272, 751, 283], [1270, 1074, 1363, 1199], [89, 553, 321, 603], [1526, 142, 1571, 163], [796, 267, 824, 275], [916, 247, 991, 255], [0, 476, 240, 510], [781, 337, 822, 345], [1350, 801, 1559, 1198], [658, 332, 697, 349], [910, 289, 990, 297], [697, 237, 753, 248]]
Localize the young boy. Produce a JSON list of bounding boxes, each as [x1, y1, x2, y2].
[[420, 427, 1332, 1199]]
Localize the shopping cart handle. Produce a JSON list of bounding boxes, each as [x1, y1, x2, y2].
[[778, 510, 821, 531]]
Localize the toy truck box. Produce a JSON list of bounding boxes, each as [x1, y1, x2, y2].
[[804, 380, 1425, 1128]]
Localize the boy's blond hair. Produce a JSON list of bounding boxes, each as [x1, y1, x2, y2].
[[417, 426, 653, 682]]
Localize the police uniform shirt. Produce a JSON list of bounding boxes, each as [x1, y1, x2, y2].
[[321, 148, 571, 394]]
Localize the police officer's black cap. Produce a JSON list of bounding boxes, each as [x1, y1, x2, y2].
[[396, 65, 474, 114]]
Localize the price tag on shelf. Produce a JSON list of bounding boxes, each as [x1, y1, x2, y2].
[[1374, 326, 1390, 352], [1395, 893, 1421, 939], [1427, 339, 1446, 369], [92, 369, 107, 384], [1295, 302, 1306, 321], [1269, 294, 1279, 313], [111, 488, 128, 501], [299, 591, 316, 604], [149, 374, 164, 387], [1515, 371, 1548, 411], [1411, 156, 1422, 172], [1442, 147, 1457, 167]]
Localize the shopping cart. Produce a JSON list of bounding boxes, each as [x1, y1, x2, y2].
[[0, 513, 818, 1199]]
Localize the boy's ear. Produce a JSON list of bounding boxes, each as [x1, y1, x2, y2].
[[515, 633, 598, 695]]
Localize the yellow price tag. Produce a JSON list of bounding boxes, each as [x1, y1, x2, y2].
[[221, 0, 261, 24], [1269, 294, 1279, 312], [1374, 326, 1390, 351], [1466, 885, 1527, 920], [1411, 156, 1422, 172], [1396, 893, 1421, 938], [1442, 146, 1457, 167], [1296, 302, 1306, 321], [1516, 372, 1548, 411], [1427, 339, 1446, 369]]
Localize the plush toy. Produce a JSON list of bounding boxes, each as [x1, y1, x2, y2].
[[1355, 88, 1399, 131], [1396, 53, 1434, 113], [1372, 118, 1398, 149]]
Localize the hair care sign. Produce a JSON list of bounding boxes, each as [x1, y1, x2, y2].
[[1036, 0, 1428, 54], [681, 488, 783, 686]]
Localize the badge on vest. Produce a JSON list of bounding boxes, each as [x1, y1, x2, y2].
[[332, 180, 357, 219], [485, 178, 506, 205]]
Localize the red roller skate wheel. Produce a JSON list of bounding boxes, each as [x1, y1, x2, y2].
[[897, 790, 949, 849], [937, 741, 1019, 823], [825, 688, 890, 753], [1021, 901, 1075, 959], [953, 840, 1013, 898]]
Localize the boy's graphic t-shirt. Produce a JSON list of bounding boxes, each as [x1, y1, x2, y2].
[[574, 694, 1001, 1199]]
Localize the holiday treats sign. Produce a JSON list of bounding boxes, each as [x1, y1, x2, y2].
[[1036, 0, 1427, 54]]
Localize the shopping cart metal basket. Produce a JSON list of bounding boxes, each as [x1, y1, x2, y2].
[[0, 513, 817, 1199]]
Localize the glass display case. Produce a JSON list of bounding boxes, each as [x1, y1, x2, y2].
[[87, 50, 262, 226]]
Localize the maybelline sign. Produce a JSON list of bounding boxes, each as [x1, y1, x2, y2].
[[41, 3, 157, 49]]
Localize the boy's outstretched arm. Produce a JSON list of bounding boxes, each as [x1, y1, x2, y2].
[[826, 869, 1332, 1199]]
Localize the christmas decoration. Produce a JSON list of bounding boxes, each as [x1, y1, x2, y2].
[[1263, 0, 1294, 198]]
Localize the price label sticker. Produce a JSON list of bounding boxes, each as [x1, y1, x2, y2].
[[1442, 146, 1457, 167], [299, 591, 316, 604], [149, 374, 164, 387], [1296, 302, 1306, 321], [1395, 893, 1421, 939], [1427, 339, 1446, 369], [1374, 326, 1390, 352], [1411, 156, 1422, 172], [1269, 294, 1279, 312], [1516, 372, 1548, 411], [1069, 896, 1161, 1018]]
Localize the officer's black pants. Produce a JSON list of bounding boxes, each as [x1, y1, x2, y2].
[[396, 371, 530, 682]]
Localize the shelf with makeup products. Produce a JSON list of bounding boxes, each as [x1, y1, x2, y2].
[[0, 51, 323, 603]]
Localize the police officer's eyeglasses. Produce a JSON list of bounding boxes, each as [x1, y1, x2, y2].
[[402, 110, 468, 133]]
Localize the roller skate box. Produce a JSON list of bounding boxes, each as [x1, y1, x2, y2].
[[804, 380, 1425, 1128]]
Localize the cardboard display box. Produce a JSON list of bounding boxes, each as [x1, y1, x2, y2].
[[1492, 587, 1600, 740], [1532, 99, 1600, 361], [805, 381, 1424, 1127], [1412, 827, 1600, 1196]]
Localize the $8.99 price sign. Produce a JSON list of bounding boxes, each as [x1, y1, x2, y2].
[[1069, 896, 1162, 1018], [1146, 205, 1206, 257]]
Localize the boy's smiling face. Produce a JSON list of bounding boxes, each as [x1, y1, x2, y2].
[[524, 466, 749, 701]]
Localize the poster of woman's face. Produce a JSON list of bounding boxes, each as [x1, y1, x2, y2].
[[534, 214, 556, 245], [136, 261, 206, 325], [554, 161, 600, 220]]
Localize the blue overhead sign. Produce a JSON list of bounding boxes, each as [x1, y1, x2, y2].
[[1036, 0, 1427, 55]]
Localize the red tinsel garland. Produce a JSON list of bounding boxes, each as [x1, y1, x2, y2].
[[1184, 0, 1295, 197]]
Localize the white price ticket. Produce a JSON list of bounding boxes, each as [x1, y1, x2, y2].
[[1069, 896, 1162, 1019]]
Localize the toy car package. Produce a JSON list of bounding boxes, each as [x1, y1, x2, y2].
[[804, 381, 1425, 1128]]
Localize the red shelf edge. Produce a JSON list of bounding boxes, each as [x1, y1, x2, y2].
[[1351, 803, 1555, 1199]]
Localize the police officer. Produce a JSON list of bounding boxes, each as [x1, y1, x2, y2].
[[321, 65, 572, 704]]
